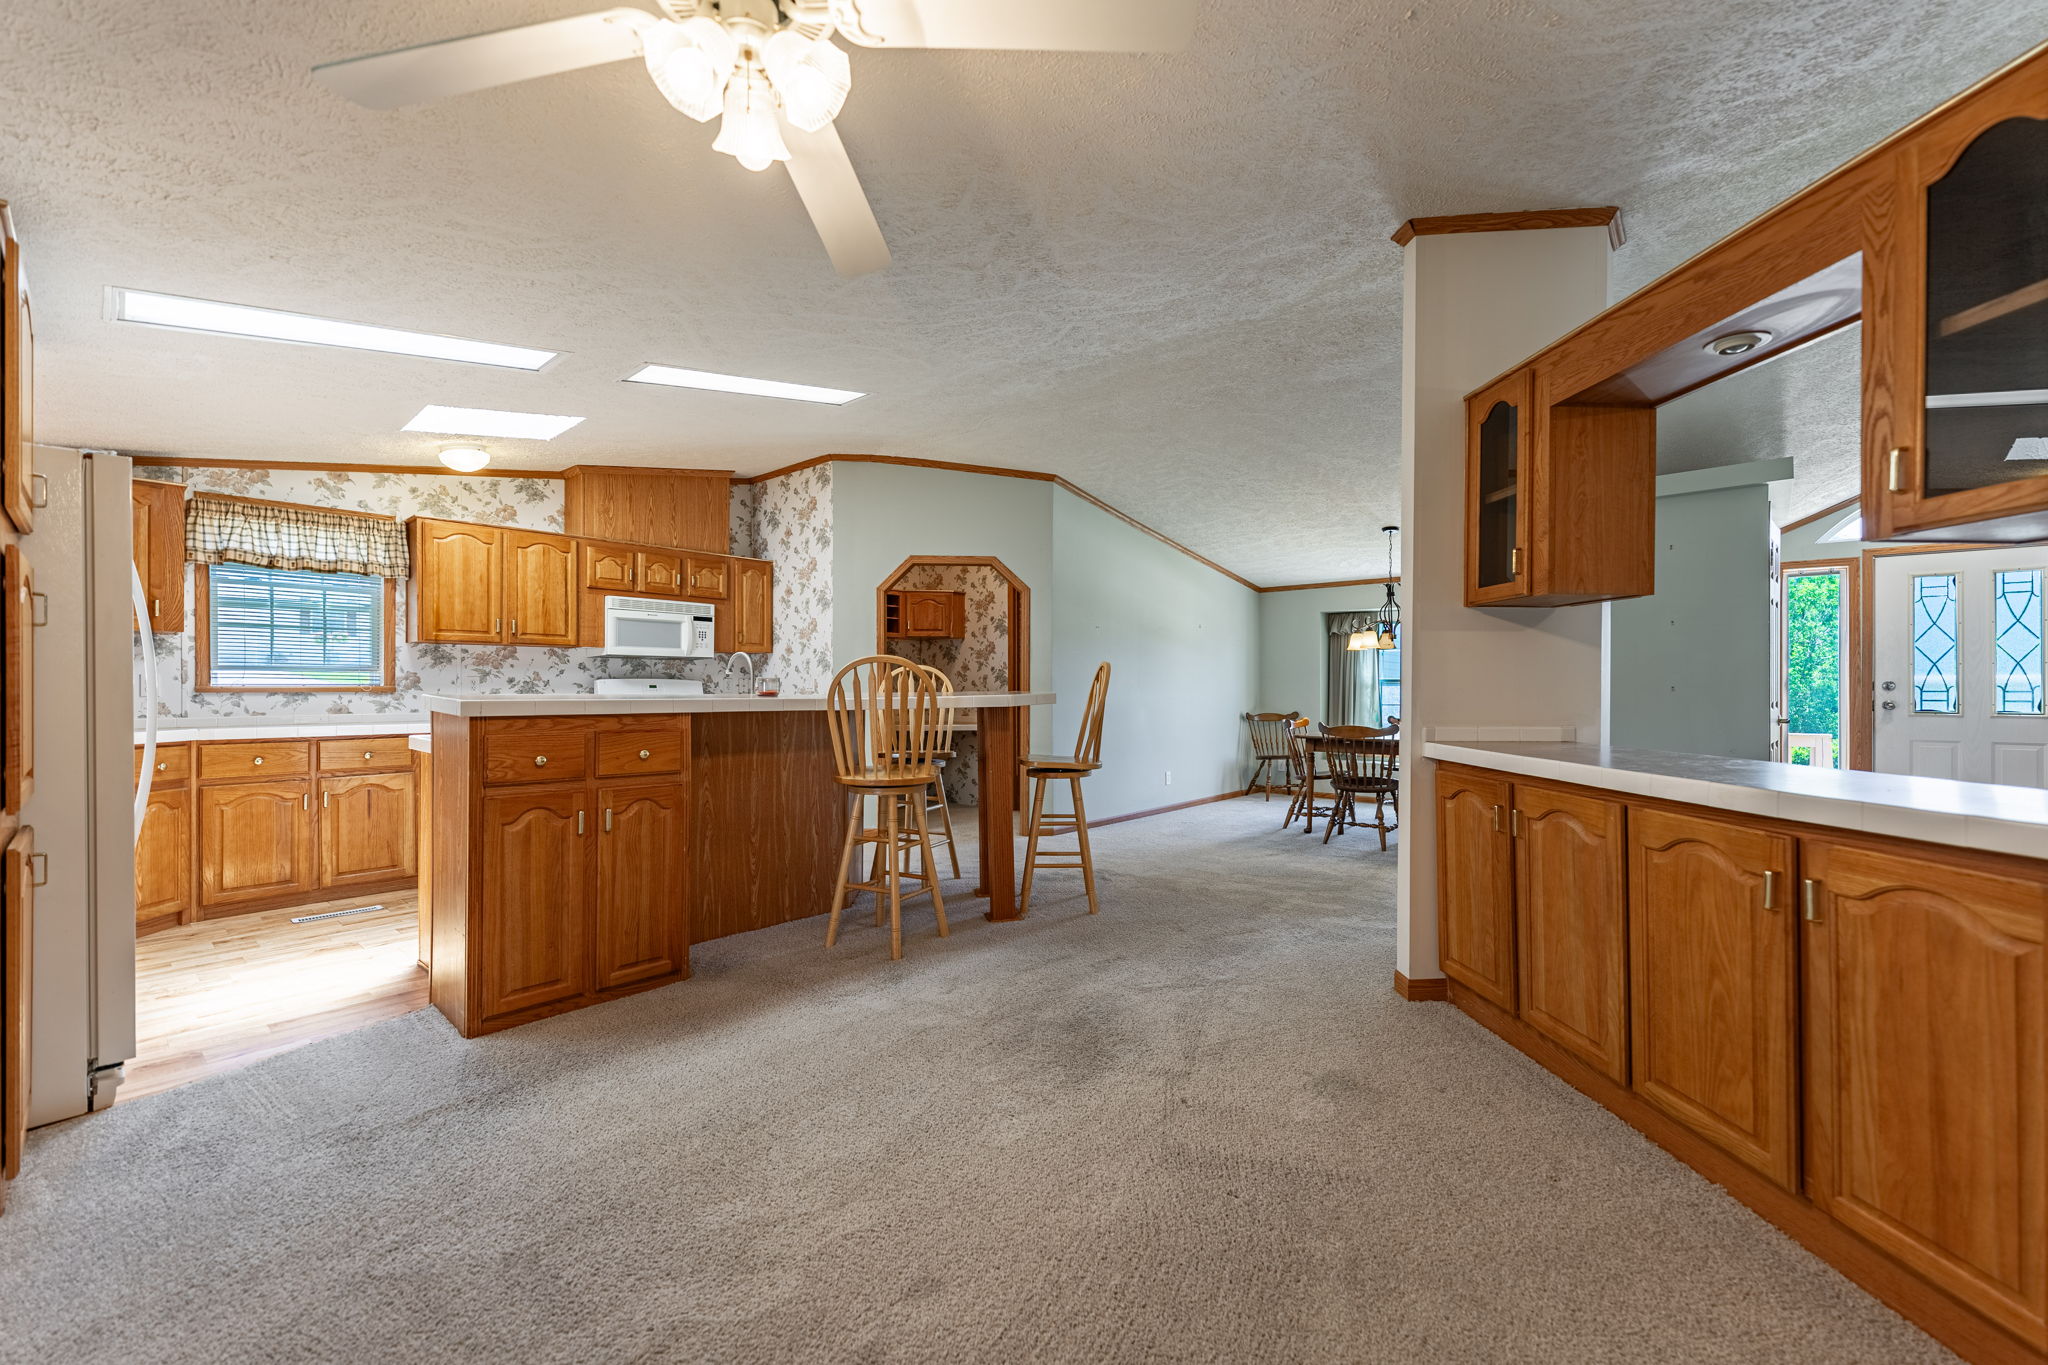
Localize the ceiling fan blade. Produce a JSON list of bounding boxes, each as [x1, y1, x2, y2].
[[780, 120, 891, 278], [832, 0, 1198, 51], [312, 8, 655, 110]]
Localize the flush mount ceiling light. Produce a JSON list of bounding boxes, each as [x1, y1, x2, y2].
[[1705, 330, 1774, 358], [108, 288, 558, 370], [438, 447, 493, 473], [624, 363, 863, 405], [403, 405, 585, 439], [310, 0, 1200, 278]]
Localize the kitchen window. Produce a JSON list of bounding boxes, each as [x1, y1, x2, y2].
[[198, 562, 395, 692]]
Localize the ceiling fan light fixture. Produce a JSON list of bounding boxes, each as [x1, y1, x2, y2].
[[762, 30, 851, 132], [713, 64, 791, 171], [644, 16, 739, 122]]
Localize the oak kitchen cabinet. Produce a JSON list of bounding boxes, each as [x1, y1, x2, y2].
[[1435, 757, 2048, 1361], [716, 557, 773, 655], [561, 465, 729, 553], [883, 589, 965, 639], [140, 735, 418, 931], [130, 478, 185, 634], [1802, 837, 2047, 1347], [433, 715, 691, 1036], [410, 518, 576, 647], [1629, 805, 1798, 1188], [1463, 368, 1654, 608]]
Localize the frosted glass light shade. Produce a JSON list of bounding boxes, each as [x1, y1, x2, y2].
[[762, 31, 851, 132], [644, 16, 739, 122], [438, 447, 491, 473], [713, 65, 790, 171]]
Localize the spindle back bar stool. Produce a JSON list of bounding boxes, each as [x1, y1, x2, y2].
[[1019, 662, 1111, 916], [824, 655, 949, 960], [909, 662, 961, 879]]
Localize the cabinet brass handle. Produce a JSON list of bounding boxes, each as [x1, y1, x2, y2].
[[604, 807, 614, 833], [302, 792, 309, 811], [1510, 808, 1524, 838], [1762, 869, 1780, 911], [638, 749, 651, 760], [156, 761, 168, 772], [510, 619, 518, 636], [252, 756, 264, 766], [153, 598, 161, 617], [363, 751, 373, 760], [577, 809, 586, 836], [1491, 803, 1503, 833], [1888, 447, 1910, 494], [1510, 546, 1523, 577], [494, 617, 502, 634], [323, 791, 330, 809], [534, 754, 548, 767], [1801, 878, 1822, 923]]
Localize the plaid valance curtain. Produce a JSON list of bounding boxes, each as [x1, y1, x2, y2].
[[1328, 612, 1377, 636], [185, 494, 409, 578]]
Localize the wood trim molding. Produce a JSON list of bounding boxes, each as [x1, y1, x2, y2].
[[1393, 972, 1449, 1001], [1449, 982, 2046, 1365], [1257, 575, 1399, 594], [1782, 556, 1870, 771], [736, 452, 1057, 487], [1781, 494, 1860, 535], [1390, 206, 1624, 249], [136, 457, 569, 481], [1051, 476, 1259, 591], [1088, 788, 1248, 828]]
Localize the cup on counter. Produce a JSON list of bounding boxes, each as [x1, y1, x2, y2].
[[757, 676, 782, 697]]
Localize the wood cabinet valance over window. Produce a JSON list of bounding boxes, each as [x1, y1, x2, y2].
[[186, 493, 409, 578]]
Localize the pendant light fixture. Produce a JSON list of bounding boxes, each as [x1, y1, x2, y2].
[[1346, 526, 1400, 651]]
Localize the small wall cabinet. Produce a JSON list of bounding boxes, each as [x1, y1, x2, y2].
[[139, 735, 418, 933], [683, 553, 729, 601], [1870, 96, 2048, 542], [716, 558, 774, 655], [883, 590, 965, 639], [1463, 369, 1654, 608], [410, 518, 576, 647], [130, 479, 185, 634], [561, 465, 730, 554]]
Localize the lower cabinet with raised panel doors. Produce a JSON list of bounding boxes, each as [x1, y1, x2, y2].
[[1434, 762, 2048, 1364], [431, 715, 691, 1036], [135, 735, 418, 933]]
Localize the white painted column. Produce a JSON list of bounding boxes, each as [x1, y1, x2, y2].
[[1395, 226, 1615, 985]]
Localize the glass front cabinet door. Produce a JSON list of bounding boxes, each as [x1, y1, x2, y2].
[[1872, 101, 2048, 541], [1466, 370, 1532, 605]]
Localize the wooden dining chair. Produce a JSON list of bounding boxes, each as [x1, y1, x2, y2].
[[1020, 662, 1111, 916], [1242, 711, 1301, 800], [1283, 729, 1338, 833], [908, 662, 961, 879], [824, 656, 949, 960], [1317, 726, 1400, 848]]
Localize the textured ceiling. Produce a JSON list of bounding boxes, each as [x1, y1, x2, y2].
[[0, 2, 2040, 583]]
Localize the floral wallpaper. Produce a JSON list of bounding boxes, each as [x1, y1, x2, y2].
[[727, 480, 760, 559], [748, 463, 834, 697], [136, 465, 732, 719], [885, 563, 1012, 807]]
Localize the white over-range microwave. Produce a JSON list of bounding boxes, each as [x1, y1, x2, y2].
[[602, 595, 716, 658]]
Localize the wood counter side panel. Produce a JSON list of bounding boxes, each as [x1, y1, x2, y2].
[[688, 711, 840, 942], [429, 714, 473, 1030]]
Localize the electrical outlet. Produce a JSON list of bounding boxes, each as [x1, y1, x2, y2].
[[1163, 770, 1172, 786]]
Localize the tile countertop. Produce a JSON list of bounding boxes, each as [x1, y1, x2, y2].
[[138, 717, 431, 745], [1423, 740, 2048, 861], [419, 691, 1057, 718]]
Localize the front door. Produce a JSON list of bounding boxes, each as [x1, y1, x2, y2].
[[1872, 546, 2047, 786]]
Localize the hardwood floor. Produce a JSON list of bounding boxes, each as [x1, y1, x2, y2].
[[123, 893, 428, 1105]]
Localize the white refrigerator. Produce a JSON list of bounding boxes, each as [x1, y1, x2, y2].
[[24, 447, 142, 1124]]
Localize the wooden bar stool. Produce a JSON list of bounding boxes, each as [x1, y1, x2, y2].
[[1242, 711, 1301, 800], [1019, 662, 1111, 916], [825, 656, 949, 960], [909, 662, 961, 879]]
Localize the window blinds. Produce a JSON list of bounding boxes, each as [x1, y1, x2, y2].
[[207, 563, 386, 689]]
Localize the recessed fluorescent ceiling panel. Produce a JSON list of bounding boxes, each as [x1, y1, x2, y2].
[[624, 364, 863, 405], [403, 405, 584, 440], [110, 288, 557, 370]]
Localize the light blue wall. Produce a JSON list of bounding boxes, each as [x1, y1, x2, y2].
[[1256, 584, 1396, 718], [828, 462, 1054, 691], [1610, 484, 1774, 759], [1051, 488, 1259, 817]]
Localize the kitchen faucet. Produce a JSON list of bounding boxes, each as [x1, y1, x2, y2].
[[717, 652, 756, 695]]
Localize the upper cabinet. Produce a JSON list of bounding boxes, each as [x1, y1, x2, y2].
[[1870, 98, 2048, 542], [131, 479, 186, 633], [683, 553, 729, 601], [410, 518, 576, 647], [716, 558, 773, 655], [581, 541, 636, 594], [884, 590, 965, 638], [2, 203, 34, 536], [561, 466, 730, 554], [1463, 369, 1653, 608]]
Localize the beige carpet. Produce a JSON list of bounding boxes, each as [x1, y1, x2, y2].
[[0, 799, 1953, 1364]]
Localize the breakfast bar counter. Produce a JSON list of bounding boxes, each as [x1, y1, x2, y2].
[[416, 690, 1052, 1036]]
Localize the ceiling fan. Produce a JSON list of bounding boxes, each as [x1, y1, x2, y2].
[[313, 0, 1201, 278]]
